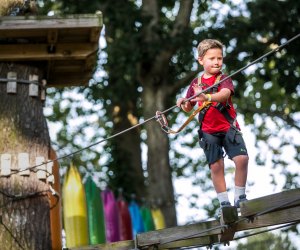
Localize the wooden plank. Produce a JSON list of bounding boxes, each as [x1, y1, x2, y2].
[[0, 28, 97, 41], [67, 189, 300, 250], [47, 73, 93, 87], [218, 206, 238, 243], [136, 191, 300, 249], [136, 219, 221, 247], [0, 14, 102, 87], [160, 235, 219, 249], [240, 188, 300, 217], [0, 43, 98, 61], [70, 240, 135, 250], [237, 205, 300, 232], [0, 14, 103, 31]]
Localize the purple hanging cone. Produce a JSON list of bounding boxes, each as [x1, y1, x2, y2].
[[101, 189, 120, 242]]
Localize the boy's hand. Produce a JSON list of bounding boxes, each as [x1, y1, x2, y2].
[[190, 83, 207, 102], [176, 97, 187, 107]]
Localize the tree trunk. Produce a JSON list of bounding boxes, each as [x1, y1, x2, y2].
[[0, 63, 51, 250], [142, 84, 177, 227], [111, 106, 146, 198]]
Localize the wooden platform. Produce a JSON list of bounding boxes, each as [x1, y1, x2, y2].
[[0, 13, 103, 87], [68, 188, 300, 249]]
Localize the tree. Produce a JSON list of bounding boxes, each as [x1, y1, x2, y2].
[[40, 0, 300, 230], [42, 0, 203, 227], [0, 64, 51, 249]]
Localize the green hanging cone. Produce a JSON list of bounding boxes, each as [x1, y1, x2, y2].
[[84, 177, 106, 244], [140, 206, 155, 232]]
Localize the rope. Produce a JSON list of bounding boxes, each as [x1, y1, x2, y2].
[[233, 221, 300, 242], [3, 32, 300, 177]]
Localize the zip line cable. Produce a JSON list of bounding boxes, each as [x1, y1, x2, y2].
[[6, 32, 300, 176]]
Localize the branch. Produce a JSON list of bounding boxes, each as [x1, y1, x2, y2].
[[141, 0, 159, 43], [153, 0, 194, 76], [171, 0, 194, 38]]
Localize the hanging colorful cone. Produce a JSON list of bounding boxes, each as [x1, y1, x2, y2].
[[151, 208, 166, 230], [84, 177, 106, 245], [117, 197, 133, 240], [63, 164, 89, 248], [49, 148, 62, 250], [140, 206, 155, 232], [128, 200, 144, 237], [101, 189, 120, 242]]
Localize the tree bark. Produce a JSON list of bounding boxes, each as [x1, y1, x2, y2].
[[142, 83, 177, 227], [0, 63, 51, 250]]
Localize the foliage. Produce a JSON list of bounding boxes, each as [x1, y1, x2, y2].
[[40, 0, 300, 228], [236, 230, 297, 250]]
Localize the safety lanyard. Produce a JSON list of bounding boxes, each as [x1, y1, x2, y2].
[[156, 101, 212, 134], [156, 74, 221, 134]]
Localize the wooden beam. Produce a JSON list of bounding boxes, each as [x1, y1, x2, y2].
[[136, 220, 221, 248], [218, 206, 238, 243], [136, 189, 300, 249], [0, 44, 98, 61], [240, 188, 300, 217], [66, 189, 300, 250], [159, 235, 219, 249], [0, 14, 103, 31], [47, 72, 93, 87], [237, 205, 300, 231]]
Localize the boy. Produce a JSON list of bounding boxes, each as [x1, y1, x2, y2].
[[176, 39, 249, 215]]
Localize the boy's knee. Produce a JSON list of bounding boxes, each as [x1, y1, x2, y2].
[[233, 154, 248, 163], [210, 162, 223, 173]]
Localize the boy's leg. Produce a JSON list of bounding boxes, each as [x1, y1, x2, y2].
[[232, 152, 249, 206], [210, 158, 226, 193], [199, 131, 230, 205], [224, 128, 249, 206], [232, 155, 248, 187]]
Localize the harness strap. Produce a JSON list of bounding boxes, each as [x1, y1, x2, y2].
[[198, 74, 237, 127], [156, 101, 212, 134]]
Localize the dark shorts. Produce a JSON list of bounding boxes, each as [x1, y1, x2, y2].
[[198, 127, 248, 165]]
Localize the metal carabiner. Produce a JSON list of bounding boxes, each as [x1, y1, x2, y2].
[[155, 111, 170, 133]]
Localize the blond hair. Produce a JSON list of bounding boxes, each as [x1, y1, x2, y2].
[[197, 39, 223, 58]]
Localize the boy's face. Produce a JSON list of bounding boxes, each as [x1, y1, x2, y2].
[[198, 48, 223, 77]]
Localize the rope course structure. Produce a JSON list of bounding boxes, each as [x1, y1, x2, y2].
[[0, 32, 299, 178], [62, 188, 300, 249], [0, 26, 299, 248]]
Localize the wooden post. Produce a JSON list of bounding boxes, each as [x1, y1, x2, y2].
[[217, 206, 238, 244]]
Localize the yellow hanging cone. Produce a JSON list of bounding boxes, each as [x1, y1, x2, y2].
[[151, 208, 166, 230], [63, 163, 89, 248]]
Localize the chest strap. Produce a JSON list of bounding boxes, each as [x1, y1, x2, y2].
[[197, 74, 236, 127]]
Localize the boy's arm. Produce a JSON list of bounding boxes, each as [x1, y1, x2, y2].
[[191, 88, 231, 103], [207, 88, 231, 102]]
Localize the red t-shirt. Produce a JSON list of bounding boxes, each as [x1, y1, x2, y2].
[[185, 72, 239, 134]]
